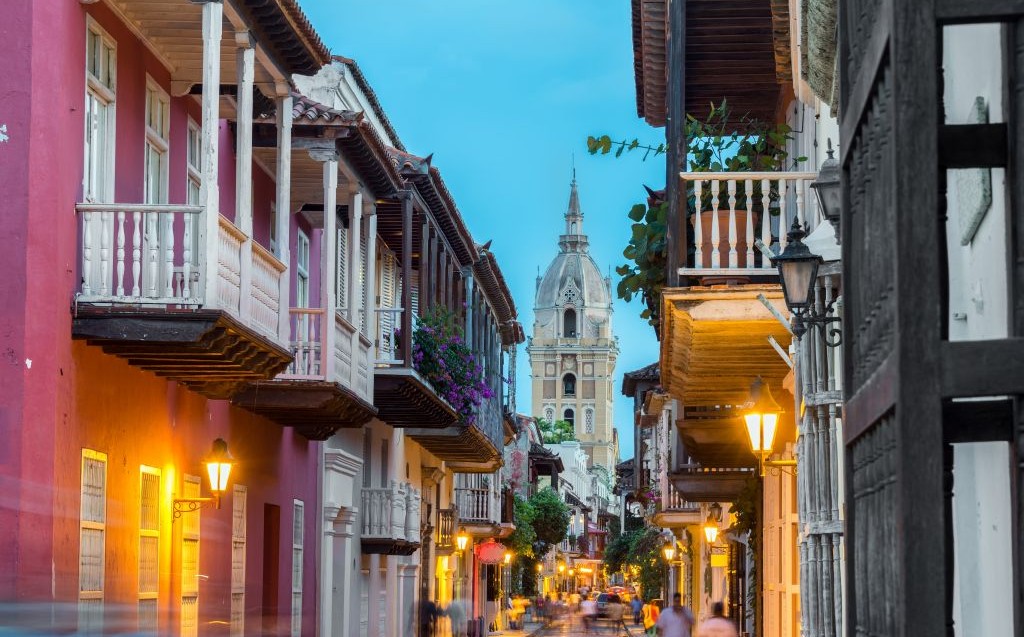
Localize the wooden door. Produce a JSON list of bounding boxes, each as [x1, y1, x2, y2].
[[840, 2, 1024, 636]]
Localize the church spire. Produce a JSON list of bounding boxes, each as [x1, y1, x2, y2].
[[560, 175, 588, 252]]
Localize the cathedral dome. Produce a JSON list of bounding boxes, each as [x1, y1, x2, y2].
[[535, 178, 612, 310]]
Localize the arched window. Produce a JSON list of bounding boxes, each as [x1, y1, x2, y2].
[[563, 308, 577, 337], [563, 373, 576, 396], [544, 407, 555, 422], [564, 409, 575, 429], [570, 222, 577, 234], [584, 409, 594, 434]]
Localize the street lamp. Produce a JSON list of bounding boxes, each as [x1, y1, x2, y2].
[[456, 527, 470, 553], [173, 438, 235, 518], [744, 378, 797, 476], [504, 551, 513, 566], [771, 219, 841, 346], [703, 502, 722, 544], [809, 138, 841, 240], [662, 540, 676, 562]]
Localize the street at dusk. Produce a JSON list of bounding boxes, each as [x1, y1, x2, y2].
[[1, 0, 1021, 636]]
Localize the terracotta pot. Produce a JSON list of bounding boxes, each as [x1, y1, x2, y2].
[[691, 208, 759, 284]]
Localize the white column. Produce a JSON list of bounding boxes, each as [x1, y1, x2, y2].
[[348, 191, 363, 325], [312, 149, 339, 382], [385, 556, 400, 637], [330, 510, 356, 637], [275, 91, 293, 341], [199, 0, 223, 305], [464, 269, 475, 348], [235, 31, 255, 319], [362, 206, 378, 339], [368, 553, 382, 637]]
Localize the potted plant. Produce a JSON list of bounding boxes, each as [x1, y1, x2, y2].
[[683, 101, 799, 282]]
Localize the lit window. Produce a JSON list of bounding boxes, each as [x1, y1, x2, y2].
[[80, 449, 107, 635], [231, 485, 247, 637], [139, 466, 160, 633]]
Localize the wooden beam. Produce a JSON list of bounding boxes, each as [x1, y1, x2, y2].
[[943, 398, 1014, 443], [938, 123, 1008, 168], [940, 338, 1024, 397]]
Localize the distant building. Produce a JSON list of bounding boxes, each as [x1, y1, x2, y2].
[[527, 178, 619, 472]]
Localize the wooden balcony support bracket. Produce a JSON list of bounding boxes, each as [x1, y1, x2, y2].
[[72, 308, 291, 399], [232, 380, 377, 440], [406, 422, 502, 469], [373, 368, 458, 428]]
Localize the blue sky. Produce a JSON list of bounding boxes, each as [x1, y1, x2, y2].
[[303, 0, 665, 460]]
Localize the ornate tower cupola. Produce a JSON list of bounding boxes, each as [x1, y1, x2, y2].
[[560, 176, 589, 252], [529, 176, 619, 471]]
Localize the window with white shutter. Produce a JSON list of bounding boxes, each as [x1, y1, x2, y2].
[[144, 78, 170, 205], [181, 475, 201, 637], [138, 466, 160, 633], [79, 449, 107, 635], [231, 485, 247, 637], [358, 232, 367, 333], [291, 500, 304, 637], [377, 248, 397, 359], [337, 224, 348, 313]]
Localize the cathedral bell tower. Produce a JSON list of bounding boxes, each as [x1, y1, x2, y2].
[[527, 177, 619, 471]]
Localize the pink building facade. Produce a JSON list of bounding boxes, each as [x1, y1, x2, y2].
[[0, 0, 333, 634]]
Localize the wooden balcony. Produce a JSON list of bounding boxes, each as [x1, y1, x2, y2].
[[678, 172, 819, 284], [360, 483, 422, 556], [456, 485, 513, 538], [668, 467, 757, 502], [435, 508, 457, 555], [232, 309, 376, 440], [72, 205, 291, 397], [652, 483, 702, 528]]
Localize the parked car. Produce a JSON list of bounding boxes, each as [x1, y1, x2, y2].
[[596, 592, 610, 618]]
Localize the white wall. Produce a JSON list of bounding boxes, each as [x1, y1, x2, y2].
[[943, 23, 1014, 637]]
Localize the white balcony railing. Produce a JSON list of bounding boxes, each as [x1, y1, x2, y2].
[[663, 482, 700, 512], [360, 482, 421, 542], [279, 307, 374, 404], [76, 204, 285, 341], [455, 487, 492, 523], [679, 172, 819, 275], [77, 203, 204, 305]]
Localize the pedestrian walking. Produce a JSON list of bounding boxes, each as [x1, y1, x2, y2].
[[642, 598, 661, 636], [654, 593, 694, 637], [631, 596, 644, 625], [695, 602, 738, 637], [580, 593, 598, 633], [447, 599, 467, 637]]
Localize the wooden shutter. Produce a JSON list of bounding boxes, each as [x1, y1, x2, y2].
[[231, 485, 247, 637], [291, 500, 304, 637], [80, 449, 107, 635]]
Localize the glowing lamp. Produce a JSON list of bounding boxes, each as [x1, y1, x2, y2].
[[662, 540, 676, 562], [456, 527, 470, 552], [205, 438, 234, 496]]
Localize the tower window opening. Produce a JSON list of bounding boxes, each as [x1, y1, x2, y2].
[[563, 373, 576, 397], [564, 409, 575, 429], [570, 222, 577, 234], [563, 308, 577, 338]]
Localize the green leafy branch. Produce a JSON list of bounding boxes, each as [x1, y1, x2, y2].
[[586, 135, 667, 160]]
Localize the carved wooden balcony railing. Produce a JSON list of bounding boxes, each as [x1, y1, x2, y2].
[[360, 482, 422, 556], [72, 205, 291, 396]]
